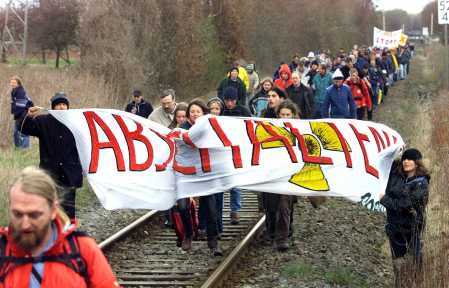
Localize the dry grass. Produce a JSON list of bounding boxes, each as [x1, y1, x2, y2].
[[420, 44, 449, 288], [0, 64, 120, 225], [0, 64, 122, 148]]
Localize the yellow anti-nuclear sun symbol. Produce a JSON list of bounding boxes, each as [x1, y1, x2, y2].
[[255, 122, 351, 191], [255, 122, 296, 148]]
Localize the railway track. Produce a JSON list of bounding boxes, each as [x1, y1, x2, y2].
[[102, 191, 265, 288]]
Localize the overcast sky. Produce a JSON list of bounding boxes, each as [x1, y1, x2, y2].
[[374, 0, 434, 14]]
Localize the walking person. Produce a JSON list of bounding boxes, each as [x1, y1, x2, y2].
[[321, 69, 356, 119], [0, 166, 119, 287], [149, 89, 177, 127], [207, 97, 224, 237], [10, 75, 32, 149], [222, 87, 251, 225], [380, 148, 430, 287], [311, 64, 333, 119], [168, 102, 188, 129], [249, 77, 273, 117], [177, 99, 222, 256], [286, 72, 314, 119], [125, 89, 153, 118], [18, 92, 83, 220], [345, 68, 372, 120]]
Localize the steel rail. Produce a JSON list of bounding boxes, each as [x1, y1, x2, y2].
[[201, 215, 266, 288], [99, 210, 158, 250]]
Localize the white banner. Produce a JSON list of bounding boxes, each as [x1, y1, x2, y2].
[[373, 27, 403, 48], [50, 110, 404, 212]]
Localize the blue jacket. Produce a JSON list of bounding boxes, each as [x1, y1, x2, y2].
[[321, 84, 356, 119], [11, 86, 33, 120]]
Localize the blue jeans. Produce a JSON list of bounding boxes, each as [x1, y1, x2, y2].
[[13, 121, 30, 149], [312, 103, 323, 119], [399, 64, 408, 80], [230, 188, 241, 212], [216, 192, 224, 233]]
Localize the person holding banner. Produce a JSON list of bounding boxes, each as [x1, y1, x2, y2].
[[222, 87, 251, 225], [17, 92, 83, 220], [380, 148, 430, 279], [263, 99, 299, 251], [178, 99, 223, 256]]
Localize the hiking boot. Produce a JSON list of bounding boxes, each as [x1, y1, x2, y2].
[[230, 212, 240, 225], [181, 237, 192, 251], [276, 241, 289, 252], [210, 247, 223, 257]]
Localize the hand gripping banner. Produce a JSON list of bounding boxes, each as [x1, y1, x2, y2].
[[50, 109, 404, 212]]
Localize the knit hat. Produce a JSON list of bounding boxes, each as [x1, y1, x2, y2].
[[51, 92, 69, 109], [272, 86, 287, 99], [307, 51, 315, 58], [133, 90, 142, 97], [207, 97, 224, 110], [332, 69, 344, 80], [223, 86, 238, 100], [401, 148, 422, 162]]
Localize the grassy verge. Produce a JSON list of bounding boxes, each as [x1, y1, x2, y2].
[[281, 260, 368, 287], [0, 146, 40, 226]]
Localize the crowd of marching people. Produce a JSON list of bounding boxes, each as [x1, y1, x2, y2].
[[4, 41, 428, 286]]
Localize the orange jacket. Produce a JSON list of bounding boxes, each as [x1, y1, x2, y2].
[[0, 217, 120, 288], [345, 78, 372, 110], [274, 64, 293, 90]]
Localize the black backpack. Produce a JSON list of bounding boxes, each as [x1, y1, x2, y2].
[[0, 231, 89, 285]]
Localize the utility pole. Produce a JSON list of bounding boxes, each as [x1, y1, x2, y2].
[[431, 13, 434, 35], [1, 0, 29, 64], [402, 24, 405, 32], [22, 0, 28, 64]]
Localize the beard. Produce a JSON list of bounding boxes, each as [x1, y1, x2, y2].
[[11, 222, 51, 252]]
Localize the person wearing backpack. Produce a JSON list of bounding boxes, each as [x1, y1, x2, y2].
[[249, 77, 272, 117], [0, 166, 119, 287]]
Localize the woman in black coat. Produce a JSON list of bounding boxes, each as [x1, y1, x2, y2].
[[380, 148, 430, 266]]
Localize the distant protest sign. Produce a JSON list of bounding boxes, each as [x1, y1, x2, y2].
[[51, 110, 404, 212], [373, 27, 403, 48]]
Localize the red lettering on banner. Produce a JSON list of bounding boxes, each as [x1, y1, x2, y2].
[[173, 157, 197, 175], [181, 131, 211, 173], [327, 122, 353, 168], [244, 120, 261, 165], [209, 118, 243, 168], [114, 115, 153, 171], [349, 124, 379, 178], [383, 130, 391, 147], [368, 126, 386, 152], [393, 135, 398, 144], [256, 121, 299, 163], [149, 128, 176, 172], [83, 111, 125, 173], [284, 122, 333, 165]]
